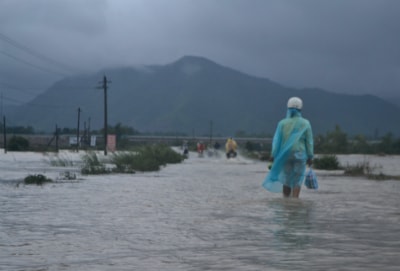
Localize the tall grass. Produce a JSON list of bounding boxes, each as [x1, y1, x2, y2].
[[46, 154, 74, 167], [81, 152, 108, 174], [111, 144, 185, 172], [81, 144, 185, 174]]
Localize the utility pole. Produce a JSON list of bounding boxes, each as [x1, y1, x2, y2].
[[209, 120, 213, 145], [55, 124, 59, 153], [88, 117, 91, 147], [83, 121, 87, 146], [98, 76, 111, 155], [3, 116, 6, 154], [76, 107, 81, 152]]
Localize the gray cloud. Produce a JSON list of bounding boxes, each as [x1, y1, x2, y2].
[[1, 0, 400, 105]]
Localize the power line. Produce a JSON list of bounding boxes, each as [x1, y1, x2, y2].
[[0, 32, 77, 74], [1, 95, 25, 105], [0, 83, 104, 107], [0, 50, 68, 77], [23, 102, 78, 109], [0, 80, 39, 96], [1, 94, 79, 109]]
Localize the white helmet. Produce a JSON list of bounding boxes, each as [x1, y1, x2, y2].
[[287, 97, 303, 110]]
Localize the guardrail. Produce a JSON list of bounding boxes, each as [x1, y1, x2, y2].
[[124, 135, 272, 145]]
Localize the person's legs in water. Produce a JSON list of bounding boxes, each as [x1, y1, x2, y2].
[[282, 155, 306, 198], [283, 158, 295, 197], [283, 185, 291, 197], [289, 156, 306, 198], [292, 186, 301, 198]]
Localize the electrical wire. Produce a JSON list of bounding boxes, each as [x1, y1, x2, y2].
[[0, 80, 39, 97], [0, 32, 77, 74], [0, 50, 68, 77]]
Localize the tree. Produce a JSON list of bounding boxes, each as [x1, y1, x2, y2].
[[350, 134, 371, 154], [379, 132, 394, 154], [316, 125, 348, 154]]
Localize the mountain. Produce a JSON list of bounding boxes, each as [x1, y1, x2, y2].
[[383, 96, 400, 108], [8, 55, 400, 137]]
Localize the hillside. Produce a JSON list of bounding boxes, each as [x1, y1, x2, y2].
[[8, 55, 400, 137]]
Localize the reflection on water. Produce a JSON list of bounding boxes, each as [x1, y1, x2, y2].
[[0, 151, 399, 270], [269, 199, 314, 251]]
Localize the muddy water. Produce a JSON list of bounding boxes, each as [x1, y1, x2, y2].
[[0, 151, 399, 270]]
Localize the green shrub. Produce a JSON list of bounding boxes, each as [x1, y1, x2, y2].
[[81, 152, 108, 174], [8, 136, 30, 151], [111, 144, 185, 172], [80, 145, 184, 174], [24, 174, 53, 185], [111, 152, 137, 173], [313, 155, 340, 170], [130, 151, 161, 171]]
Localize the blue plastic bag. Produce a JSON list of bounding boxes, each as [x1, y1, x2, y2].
[[304, 168, 318, 189]]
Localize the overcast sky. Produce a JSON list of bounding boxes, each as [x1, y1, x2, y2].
[[0, 0, 399, 105]]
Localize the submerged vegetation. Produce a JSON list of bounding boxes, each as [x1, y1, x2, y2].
[[343, 160, 373, 176], [111, 144, 185, 173], [81, 152, 108, 175], [24, 174, 53, 185], [313, 155, 340, 170], [342, 160, 400, 180], [46, 154, 75, 167], [81, 144, 185, 174]]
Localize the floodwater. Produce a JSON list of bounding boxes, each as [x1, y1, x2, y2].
[[0, 150, 399, 270]]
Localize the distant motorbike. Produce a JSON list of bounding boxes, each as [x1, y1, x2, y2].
[[226, 150, 237, 159]]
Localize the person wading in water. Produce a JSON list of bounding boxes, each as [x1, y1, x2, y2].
[[263, 97, 314, 198]]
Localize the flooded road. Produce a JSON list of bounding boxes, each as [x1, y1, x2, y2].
[[1, 151, 399, 270]]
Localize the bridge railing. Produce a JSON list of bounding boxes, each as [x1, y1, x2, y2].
[[124, 135, 272, 145]]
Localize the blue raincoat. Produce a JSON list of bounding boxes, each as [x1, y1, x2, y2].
[[263, 108, 314, 193]]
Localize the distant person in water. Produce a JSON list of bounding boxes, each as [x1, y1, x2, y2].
[[225, 137, 237, 158], [197, 141, 205, 156], [182, 140, 189, 156], [214, 141, 220, 151], [263, 97, 314, 198]]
